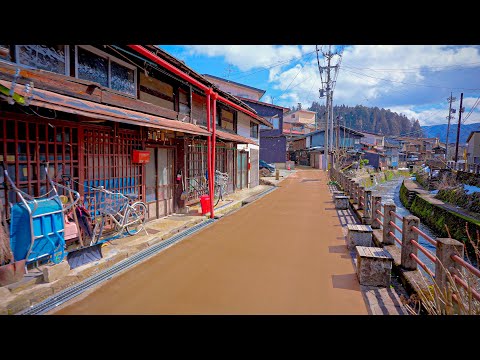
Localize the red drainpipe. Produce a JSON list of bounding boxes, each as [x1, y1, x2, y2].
[[211, 93, 217, 218], [205, 90, 213, 218]]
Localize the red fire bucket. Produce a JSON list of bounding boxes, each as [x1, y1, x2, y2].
[[200, 195, 210, 215]]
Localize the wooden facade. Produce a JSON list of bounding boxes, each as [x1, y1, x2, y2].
[[0, 44, 265, 224]]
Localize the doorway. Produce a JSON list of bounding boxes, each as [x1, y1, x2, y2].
[[145, 147, 175, 220], [236, 151, 248, 190]]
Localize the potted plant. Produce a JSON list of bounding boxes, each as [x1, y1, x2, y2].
[[0, 201, 25, 287]]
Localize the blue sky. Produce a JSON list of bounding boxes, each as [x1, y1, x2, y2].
[[160, 45, 480, 127]]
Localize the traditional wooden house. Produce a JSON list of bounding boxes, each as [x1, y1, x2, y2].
[[0, 45, 271, 221]]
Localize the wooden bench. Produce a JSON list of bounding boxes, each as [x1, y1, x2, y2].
[[347, 224, 373, 250], [355, 246, 393, 287]]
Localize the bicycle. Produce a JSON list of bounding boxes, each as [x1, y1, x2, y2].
[[187, 170, 229, 207], [213, 170, 229, 206], [88, 185, 148, 245]]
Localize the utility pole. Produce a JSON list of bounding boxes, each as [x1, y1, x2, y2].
[[454, 92, 464, 165], [445, 93, 456, 161], [316, 45, 343, 170], [325, 46, 332, 170]]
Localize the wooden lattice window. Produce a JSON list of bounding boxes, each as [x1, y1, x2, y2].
[[0, 114, 80, 220], [185, 139, 208, 202], [83, 126, 144, 216]]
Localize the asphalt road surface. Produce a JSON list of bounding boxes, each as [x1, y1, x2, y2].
[[54, 168, 368, 314]]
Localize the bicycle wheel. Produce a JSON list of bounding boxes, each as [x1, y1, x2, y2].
[[125, 202, 147, 236], [213, 184, 221, 207], [91, 215, 106, 245]]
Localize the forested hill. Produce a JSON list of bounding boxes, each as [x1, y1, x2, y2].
[[307, 102, 423, 137]]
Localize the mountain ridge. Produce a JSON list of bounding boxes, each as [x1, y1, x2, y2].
[[421, 123, 480, 143]]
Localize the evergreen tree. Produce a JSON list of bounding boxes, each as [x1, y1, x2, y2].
[[306, 102, 423, 137], [410, 119, 424, 137]]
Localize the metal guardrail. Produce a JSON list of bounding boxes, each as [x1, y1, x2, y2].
[[389, 220, 403, 234], [410, 253, 435, 278], [451, 254, 480, 279], [411, 240, 436, 263], [390, 211, 403, 221], [412, 226, 437, 246], [452, 274, 480, 302], [389, 231, 402, 246]]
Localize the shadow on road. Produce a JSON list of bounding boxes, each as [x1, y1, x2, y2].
[[331, 273, 361, 292]]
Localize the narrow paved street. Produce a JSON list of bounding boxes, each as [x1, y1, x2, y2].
[[54, 168, 368, 314]]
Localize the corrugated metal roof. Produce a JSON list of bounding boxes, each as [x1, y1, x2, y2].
[[0, 79, 211, 136]]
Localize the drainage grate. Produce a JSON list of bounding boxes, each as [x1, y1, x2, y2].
[[19, 219, 215, 315]]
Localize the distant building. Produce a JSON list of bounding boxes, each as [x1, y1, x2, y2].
[[363, 150, 387, 170], [396, 137, 439, 162], [383, 139, 400, 169], [240, 98, 290, 167], [359, 131, 385, 148], [283, 109, 317, 126], [466, 131, 480, 165], [305, 126, 364, 150]]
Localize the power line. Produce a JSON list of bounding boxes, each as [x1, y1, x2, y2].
[[342, 61, 480, 73], [276, 52, 315, 99], [461, 95, 480, 124], [341, 67, 480, 91], [229, 49, 317, 81]]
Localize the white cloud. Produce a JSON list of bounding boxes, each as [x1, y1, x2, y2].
[[181, 45, 480, 124], [185, 45, 304, 71], [331, 46, 480, 105]]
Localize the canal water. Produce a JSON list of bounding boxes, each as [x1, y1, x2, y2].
[[367, 176, 437, 275]]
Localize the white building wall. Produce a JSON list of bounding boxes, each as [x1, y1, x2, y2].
[[237, 112, 260, 145], [237, 112, 260, 187]]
